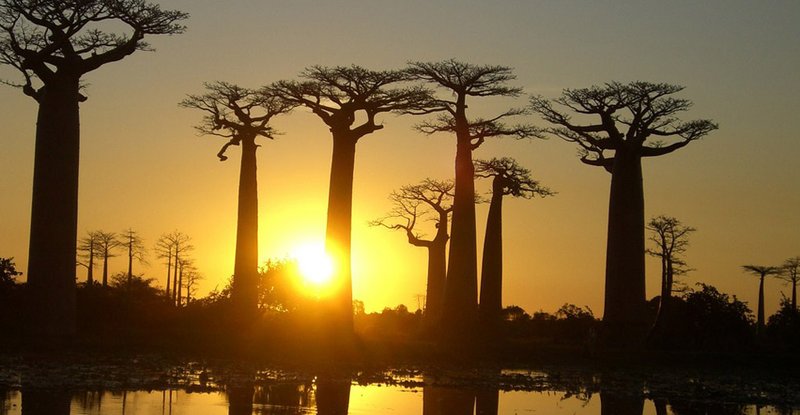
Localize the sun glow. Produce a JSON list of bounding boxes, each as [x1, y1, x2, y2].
[[292, 242, 335, 290]]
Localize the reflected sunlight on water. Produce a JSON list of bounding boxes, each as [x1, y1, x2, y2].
[[1, 385, 797, 415]]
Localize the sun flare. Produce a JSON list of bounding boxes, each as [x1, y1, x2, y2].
[[292, 242, 334, 289]]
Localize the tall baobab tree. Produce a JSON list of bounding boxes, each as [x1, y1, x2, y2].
[[95, 231, 119, 287], [474, 157, 552, 324], [370, 179, 454, 323], [777, 256, 800, 311], [407, 60, 540, 337], [76, 231, 100, 284], [530, 82, 717, 340], [271, 65, 433, 331], [741, 264, 780, 335], [120, 228, 147, 288], [645, 215, 695, 337], [0, 0, 187, 337], [181, 82, 295, 316]]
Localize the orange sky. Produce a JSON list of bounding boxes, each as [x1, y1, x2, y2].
[[1, 1, 798, 315]]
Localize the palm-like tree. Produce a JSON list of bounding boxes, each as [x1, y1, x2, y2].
[[741, 264, 780, 334]]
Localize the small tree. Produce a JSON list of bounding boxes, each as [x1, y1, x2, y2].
[[154, 231, 192, 304], [0, 257, 21, 289], [777, 256, 800, 311], [0, 0, 187, 338], [371, 179, 454, 322], [76, 231, 101, 284], [645, 215, 695, 338], [272, 65, 433, 331], [474, 157, 552, 324], [531, 82, 717, 341], [120, 228, 148, 289], [181, 82, 294, 316], [408, 60, 541, 338], [95, 231, 120, 287], [741, 264, 780, 335]]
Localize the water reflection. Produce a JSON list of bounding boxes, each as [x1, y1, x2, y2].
[[1, 380, 797, 414]]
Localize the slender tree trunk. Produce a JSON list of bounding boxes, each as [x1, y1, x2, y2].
[[476, 388, 499, 415], [324, 132, 358, 332], [165, 248, 172, 297], [600, 390, 644, 415], [653, 398, 668, 415], [792, 280, 797, 311], [603, 146, 648, 342], [227, 384, 254, 415], [231, 136, 259, 316], [22, 388, 72, 415], [650, 255, 672, 344], [172, 246, 179, 305], [177, 262, 183, 307], [126, 238, 133, 287], [441, 104, 479, 338], [87, 244, 94, 284], [102, 251, 109, 287], [479, 180, 504, 323], [26, 77, 80, 339], [757, 274, 765, 334]]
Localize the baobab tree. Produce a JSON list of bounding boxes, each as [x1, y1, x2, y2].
[[181, 82, 295, 316], [0, 0, 187, 337], [741, 264, 780, 335], [407, 60, 540, 337], [120, 228, 147, 288], [474, 157, 552, 324], [155, 231, 192, 303], [76, 231, 100, 284], [777, 256, 800, 311], [370, 179, 454, 323], [271, 65, 433, 331], [95, 231, 119, 287], [645, 215, 695, 339], [530, 82, 717, 340]]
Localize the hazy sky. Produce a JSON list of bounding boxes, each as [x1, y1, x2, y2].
[[1, 1, 798, 315]]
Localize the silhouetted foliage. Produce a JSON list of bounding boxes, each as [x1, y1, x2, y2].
[[76, 231, 100, 284], [474, 157, 552, 324], [776, 256, 800, 311], [271, 65, 434, 332], [371, 178, 454, 323], [741, 264, 780, 335], [0, 0, 187, 339], [154, 231, 192, 306], [766, 297, 800, 348], [120, 228, 148, 288], [258, 258, 304, 313], [408, 59, 541, 340], [677, 283, 754, 350], [0, 257, 21, 290], [182, 82, 295, 316], [531, 82, 717, 341]]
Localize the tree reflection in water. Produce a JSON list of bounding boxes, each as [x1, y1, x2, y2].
[[423, 384, 475, 415], [21, 388, 70, 415]]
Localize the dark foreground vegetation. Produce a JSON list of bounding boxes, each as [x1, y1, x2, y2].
[[2, 258, 799, 371]]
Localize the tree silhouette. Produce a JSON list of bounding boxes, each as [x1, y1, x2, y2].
[[76, 231, 100, 285], [0, 257, 21, 289], [271, 65, 433, 331], [408, 59, 541, 338], [474, 157, 552, 324], [120, 228, 147, 289], [742, 264, 780, 335], [155, 231, 192, 304], [95, 231, 119, 287], [530, 82, 717, 340], [645, 215, 695, 339], [777, 256, 800, 311], [371, 179, 454, 323], [0, 0, 187, 338], [181, 82, 294, 316]]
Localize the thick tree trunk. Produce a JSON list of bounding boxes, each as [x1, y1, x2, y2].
[[757, 274, 765, 334], [102, 253, 109, 287], [227, 385, 254, 415], [441, 116, 479, 338], [423, 385, 475, 415], [127, 241, 133, 287], [325, 132, 358, 331], [650, 256, 672, 342], [476, 388, 499, 415], [22, 388, 71, 415], [231, 136, 260, 315], [26, 78, 80, 338], [172, 248, 179, 305], [425, 238, 447, 323], [479, 181, 504, 323], [603, 146, 648, 343], [87, 245, 94, 284], [792, 280, 797, 311], [165, 250, 172, 297]]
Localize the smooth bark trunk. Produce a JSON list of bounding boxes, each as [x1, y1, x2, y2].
[[600, 391, 644, 415], [425, 239, 447, 323], [231, 136, 259, 315], [172, 247, 179, 305], [324, 132, 358, 331], [227, 385, 254, 415], [22, 388, 71, 415], [441, 106, 479, 338], [792, 280, 797, 311], [26, 77, 80, 338], [87, 245, 94, 284], [102, 253, 109, 287], [476, 388, 499, 415], [316, 380, 351, 415], [479, 181, 504, 323], [165, 249, 172, 297], [423, 385, 475, 415], [603, 146, 648, 341], [757, 274, 765, 334]]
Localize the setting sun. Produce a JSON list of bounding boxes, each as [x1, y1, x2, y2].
[[292, 242, 335, 289]]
